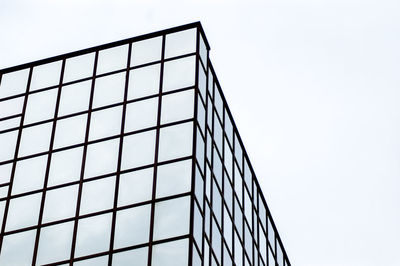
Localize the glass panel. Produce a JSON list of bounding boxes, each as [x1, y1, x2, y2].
[[165, 28, 197, 58], [80, 177, 115, 214], [158, 122, 193, 162], [225, 109, 233, 145], [121, 130, 156, 170], [114, 204, 151, 248], [25, 90, 58, 124], [0, 130, 18, 162], [118, 167, 153, 206], [30, 61, 62, 91], [0, 185, 8, 198], [53, 114, 87, 149], [214, 86, 223, 119], [48, 147, 83, 186], [58, 80, 91, 116], [212, 181, 222, 225], [213, 148, 223, 187], [127, 64, 160, 100], [153, 196, 190, 240], [259, 199, 266, 230], [194, 166, 204, 209], [234, 164, 242, 205], [112, 247, 148, 266], [224, 175, 233, 214], [244, 224, 252, 260], [84, 138, 119, 178], [244, 189, 252, 224], [160, 89, 194, 124], [223, 206, 233, 251], [75, 213, 112, 257], [0, 116, 20, 131], [208, 70, 214, 97], [163, 56, 196, 92], [97, 45, 129, 74], [0, 163, 12, 184], [89, 106, 122, 140], [234, 134, 243, 171], [19, 122, 52, 157], [6, 192, 41, 231], [64, 53, 95, 82], [244, 159, 252, 192], [42, 185, 78, 223], [224, 138, 233, 180], [211, 218, 222, 261], [156, 159, 192, 198], [193, 202, 203, 248], [74, 256, 108, 266], [36, 221, 74, 265], [125, 97, 158, 132], [12, 155, 47, 195], [260, 229, 267, 263], [199, 61, 207, 100], [152, 238, 189, 266], [93, 72, 125, 108], [131, 36, 162, 66], [0, 96, 24, 119], [268, 247, 275, 266], [234, 198, 243, 239], [214, 113, 223, 153], [199, 33, 208, 68], [277, 241, 284, 266], [267, 218, 275, 251], [193, 244, 202, 266], [0, 201, 5, 229], [234, 232, 243, 266], [0, 230, 36, 266], [197, 97, 206, 134], [0, 69, 29, 99]]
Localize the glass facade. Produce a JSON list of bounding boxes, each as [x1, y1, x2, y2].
[[0, 22, 290, 266]]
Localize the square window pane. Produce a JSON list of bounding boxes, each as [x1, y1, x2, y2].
[[153, 196, 190, 240], [152, 239, 189, 266], [114, 204, 151, 248], [24, 89, 58, 124], [161, 89, 194, 124], [75, 213, 112, 257], [53, 114, 87, 149], [131, 36, 162, 66], [64, 53, 95, 83], [163, 56, 196, 92], [118, 167, 153, 207], [74, 256, 108, 266], [30, 61, 62, 91], [6, 192, 41, 231], [113, 247, 148, 266], [165, 28, 197, 59], [85, 138, 119, 178], [0, 69, 29, 99], [48, 147, 83, 186], [12, 155, 47, 195], [0, 230, 36, 266], [19, 122, 52, 157], [156, 159, 192, 198], [80, 177, 115, 215], [0, 96, 24, 119], [89, 106, 122, 141], [127, 64, 160, 100], [125, 97, 158, 132], [58, 80, 91, 116], [0, 163, 13, 183], [42, 185, 78, 223], [0, 116, 20, 131], [158, 122, 193, 162], [0, 130, 18, 162], [93, 72, 125, 108], [121, 130, 156, 170], [37, 221, 74, 265], [97, 45, 129, 75]]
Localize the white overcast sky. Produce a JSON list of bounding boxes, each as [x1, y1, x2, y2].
[[1, 0, 400, 265]]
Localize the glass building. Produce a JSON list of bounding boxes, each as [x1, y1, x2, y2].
[[0, 22, 291, 266]]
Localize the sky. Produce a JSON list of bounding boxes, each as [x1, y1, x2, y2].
[[1, 0, 400, 265]]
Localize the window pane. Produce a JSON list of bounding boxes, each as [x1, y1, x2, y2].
[[19, 122, 52, 157], [0, 130, 18, 162], [199, 33, 208, 69], [0, 96, 24, 119], [89, 106, 122, 141], [113, 247, 148, 266], [131, 36, 162, 66], [0, 230, 36, 266], [93, 72, 125, 108], [12, 155, 47, 195], [97, 45, 128, 75], [127, 64, 160, 100], [30, 61, 62, 91], [0, 116, 20, 131], [58, 80, 91, 116], [53, 114, 87, 149], [158, 122, 193, 162], [153, 196, 190, 240], [125, 97, 158, 132], [121, 130, 156, 170], [165, 28, 197, 59], [80, 177, 115, 215], [64, 53, 95, 83], [48, 147, 83, 186], [152, 239, 189, 266], [0, 69, 29, 99], [199, 62, 207, 100], [6, 192, 41, 231], [85, 138, 119, 178], [156, 159, 192, 198], [161, 89, 194, 124], [36, 221, 74, 265], [24, 89, 58, 124], [197, 97, 206, 134], [75, 213, 112, 257], [74, 256, 108, 266], [114, 204, 151, 248], [163, 56, 196, 92], [118, 167, 153, 206], [42, 185, 78, 223], [0, 163, 13, 184]]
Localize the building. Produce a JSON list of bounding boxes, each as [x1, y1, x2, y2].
[[0, 22, 291, 266]]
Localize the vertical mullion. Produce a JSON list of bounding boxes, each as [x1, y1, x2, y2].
[[70, 51, 99, 263], [108, 42, 132, 265], [147, 34, 165, 266], [0, 66, 32, 253], [31, 59, 66, 266]]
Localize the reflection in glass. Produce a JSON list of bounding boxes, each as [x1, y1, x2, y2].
[[158, 122, 193, 162], [12, 155, 47, 195], [163, 56, 196, 92], [125, 97, 158, 132], [6, 192, 41, 231], [93, 72, 125, 108], [97, 45, 129, 74], [152, 239, 189, 266], [48, 147, 83, 186], [42, 185, 78, 223], [113, 247, 148, 266], [53, 114, 87, 149], [165, 28, 197, 59], [156, 159, 192, 198], [64, 53, 95, 83], [131, 36, 162, 66], [89, 106, 122, 141], [0, 69, 29, 99], [161, 89, 194, 124], [58, 80, 91, 116], [80, 177, 115, 215], [118, 167, 153, 206], [0, 230, 36, 266], [19, 122, 52, 157], [85, 138, 119, 178], [30, 61, 62, 91], [127, 64, 160, 100], [121, 130, 156, 170]]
